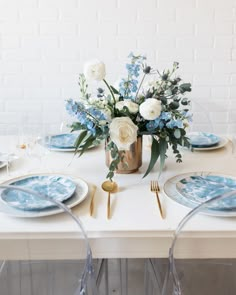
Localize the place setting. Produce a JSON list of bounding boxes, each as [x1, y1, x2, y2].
[[163, 171, 236, 217], [0, 174, 89, 218], [187, 132, 228, 151]]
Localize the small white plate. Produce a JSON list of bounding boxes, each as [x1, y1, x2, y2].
[[0, 174, 88, 218], [192, 136, 228, 151]]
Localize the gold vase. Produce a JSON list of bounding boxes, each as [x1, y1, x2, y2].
[[105, 137, 142, 174]]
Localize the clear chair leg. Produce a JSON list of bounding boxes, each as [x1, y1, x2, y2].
[[119, 259, 128, 295]]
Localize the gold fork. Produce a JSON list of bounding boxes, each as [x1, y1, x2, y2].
[[150, 180, 164, 219]]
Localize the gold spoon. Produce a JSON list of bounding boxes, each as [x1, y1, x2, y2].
[[101, 180, 118, 219]]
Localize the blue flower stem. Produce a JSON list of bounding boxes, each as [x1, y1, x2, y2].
[[134, 73, 146, 102], [103, 79, 116, 104]]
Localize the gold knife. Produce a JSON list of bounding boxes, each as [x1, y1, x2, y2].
[[89, 185, 97, 216]]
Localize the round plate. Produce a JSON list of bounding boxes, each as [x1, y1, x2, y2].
[[42, 133, 100, 152], [192, 136, 228, 151], [0, 174, 88, 217], [164, 172, 236, 217], [1, 175, 77, 210], [188, 132, 220, 148]]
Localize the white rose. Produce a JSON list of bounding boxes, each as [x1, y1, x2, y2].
[[139, 98, 162, 120], [115, 100, 139, 114], [84, 59, 106, 81], [109, 117, 138, 150]]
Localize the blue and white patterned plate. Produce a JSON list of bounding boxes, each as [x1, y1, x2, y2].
[[188, 132, 220, 148], [47, 133, 78, 149], [0, 175, 77, 210], [0, 174, 88, 218], [164, 172, 236, 217]]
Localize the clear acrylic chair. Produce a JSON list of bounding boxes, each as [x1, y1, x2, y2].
[[146, 189, 236, 295], [0, 185, 99, 295]]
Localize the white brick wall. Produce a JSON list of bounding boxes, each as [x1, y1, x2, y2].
[[0, 0, 235, 134]]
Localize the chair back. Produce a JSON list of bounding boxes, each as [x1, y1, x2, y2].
[[162, 190, 236, 295], [0, 184, 98, 295]]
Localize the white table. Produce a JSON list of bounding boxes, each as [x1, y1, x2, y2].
[[0, 136, 236, 260]]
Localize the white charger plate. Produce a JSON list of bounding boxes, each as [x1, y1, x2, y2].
[[164, 171, 236, 217], [0, 174, 88, 218], [192, 136, 228, 151]]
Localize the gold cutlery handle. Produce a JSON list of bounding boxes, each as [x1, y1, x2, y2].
[[155, 191, 164, 219], [107, 192, 111, 219], [89, 185, 97, 217]]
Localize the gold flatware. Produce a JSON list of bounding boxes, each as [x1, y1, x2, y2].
[[150, 180, 164, 219], [101, 180, 118, 219], [89, 185, 97, 217]]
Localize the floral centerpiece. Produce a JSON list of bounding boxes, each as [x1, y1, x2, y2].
[[66, 53, 192, 180]]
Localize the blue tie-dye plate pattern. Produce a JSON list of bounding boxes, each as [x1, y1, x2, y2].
[[1, 175, 77, 210], [164, 172, 236, 216], [188, 132, 220, 148], [48, 133, 78, 149]]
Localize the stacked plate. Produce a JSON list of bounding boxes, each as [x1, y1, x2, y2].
[[0, 174, 88, 217], [164, 172, 236, 216], [188, 132, 228, 151]]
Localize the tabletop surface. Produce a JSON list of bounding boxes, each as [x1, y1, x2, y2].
[[0, 135, 236, 259]]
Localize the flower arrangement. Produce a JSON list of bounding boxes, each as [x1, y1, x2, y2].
[[66, 53, 192, 180]]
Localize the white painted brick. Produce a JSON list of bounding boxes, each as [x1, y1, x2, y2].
[[215, 8, 236, 22], [99, 8, 137, 23], [179, 62, 212, 74], [2, 49, 41, 61], [23, 88, 62, 100], [158, 23, 194, 35], [59, 8, 97, 22], [39, 0, 77, 8], [213, 62, 236, 74], [100, 36, 137, 50], [22, 62, 61, 74], [230, 87, 236, 99], [0, 62, 22, 74], [41, 48, 80, 61], [0, 0, 37, 8], [41, 74, 76, 87], [211, 87, 230, 99], [79, 48, 118, 62], [158, 0, 196, 8], [195, 49, 231, 60], [60, 62, 82, 74], [191, 87, 211, 99], [137, 8, 175, 22], [0, 88, 24, 100], [0, 36, 20, 49], [3, 75, 41, 88], [5, 101, 42, 112], [79, 23, 117, 37], [0, 101, 4, 112], [40, 23, 77, 35], [194, 74, 230, 86], [0, 8, 18, 21], [214, 36, 233, 48], [19, 8, 58, 21], [176, 8, 214, 22], [62, 87, 81, 99], [119, 0, 156, 9], [157, 48, 194, 61], [176, 37, 213, 48], [79, 0, 117, 10], [196, 23, 233, 35], [232, 49, 236, 60], [119, 23, 156, 36], [137, 37, 175, 49], [0, 112, 21, 124], [21, 36, 59, 50], [0, 23, 38, 35], [232, 75, 236, 84], [60, 36, 98, 49], [209, 111, 228, 123], [197, 0, 236, 8]]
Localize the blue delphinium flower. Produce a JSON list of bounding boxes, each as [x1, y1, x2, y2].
[[146, 118, 164, 132], [166, 119, 183, 129], [126, 63, 140, 78], [119, 79, 138, 99], [160, 112, 172, 121]]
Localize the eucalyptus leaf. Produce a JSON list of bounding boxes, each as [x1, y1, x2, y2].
[[143, 137, 160, 178], [74, 130, 88, 150]]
